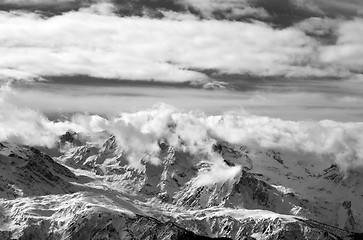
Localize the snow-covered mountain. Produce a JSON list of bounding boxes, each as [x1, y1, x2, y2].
[[1, 132, 362, 239]]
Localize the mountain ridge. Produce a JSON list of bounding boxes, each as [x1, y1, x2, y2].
[[0, 131, 362, 239]]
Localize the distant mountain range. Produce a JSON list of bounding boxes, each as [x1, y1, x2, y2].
[[1, 131, 362, 239]]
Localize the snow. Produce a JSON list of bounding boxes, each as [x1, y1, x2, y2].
[[1, 138, 361, 239], [0, 192, 139, 239]]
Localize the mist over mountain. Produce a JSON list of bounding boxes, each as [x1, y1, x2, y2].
[[1, 0, 363, 239], [1, 83, 363, 239]]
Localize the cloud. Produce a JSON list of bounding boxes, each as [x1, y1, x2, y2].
[[1, 2, 362, 84], [179, 0, 270, 20], [2, 0, 362, 24], [320, 18, 363, 72], [116, 104, 363, 173], [1, 1, 362, 183], [0, 83, 83, 147], [295, 17, 339, 37], [1, 0, 78, 4], [0, 0, 271, 21], [252, 0, 363, 21], [314, 0, 363, 18], [194, 160, 242, 187], [2, 82, 363, 175], [6, 78, 363, 123], [0, 8, 209, 82], [1, 5, 347, 85], [0, 69, 46, 84], [0, 0, 87, 15]]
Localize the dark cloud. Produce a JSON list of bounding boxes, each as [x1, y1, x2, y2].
[[44, 75, 204, 89], [249, 0, 321, 26], [1, 0, 361, 26], [0, 0, 87, 16], [315, 0, 363, 18], [0, 0, 186, 18]]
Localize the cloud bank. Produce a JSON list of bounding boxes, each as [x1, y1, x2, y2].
[[0, 83, 83, 147], [0, 7, 318, 82], [1, 84, 363, 174], [0, 3, 362, 85]]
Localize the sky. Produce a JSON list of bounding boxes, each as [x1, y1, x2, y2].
[[1, 0, 363, 173], [0, 0, 363, 121]]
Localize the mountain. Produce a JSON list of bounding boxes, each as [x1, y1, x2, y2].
[[1, 132, 362, 239], [0, 142, 77, 199]]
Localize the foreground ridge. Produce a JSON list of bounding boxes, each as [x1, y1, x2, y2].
[[295, 218, 363, 240]]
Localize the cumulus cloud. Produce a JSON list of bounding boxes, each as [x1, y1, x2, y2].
[[105, 104, 363, 173]]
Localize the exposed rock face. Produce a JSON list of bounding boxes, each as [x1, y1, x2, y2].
[[338, 201, 357, 231], [0, 191, 232, 240], [143, 142, 199, 202], [0, 142, 77, 199], [1, 138, 362, 240], [177, 215, 340, 240], [59, 131, 84, 147], [60, 135, 124, 172], [65, 210, 232, 240]]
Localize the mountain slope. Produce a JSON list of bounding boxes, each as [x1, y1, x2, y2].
[[0, 142, 77, 199], [0, 136, 362, 239]]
